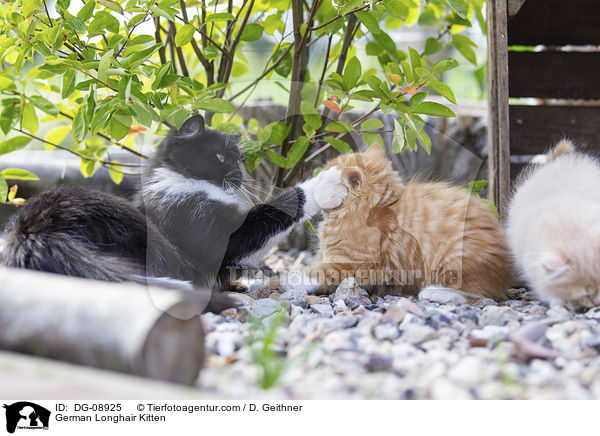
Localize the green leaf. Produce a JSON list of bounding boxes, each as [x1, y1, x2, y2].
[[0, 175, 6, 202], [108, 163, 123, 184], [343, 56, 362, 90], [175, 24, 195, 47], [80, 158, 99, 178], [266, 136, 310, 169], [416, 129, 432, 154], [360, 118, 384, 131], [194, 98, 235, 113], [451, 34, 477, 65], [45, 125, 71, 149], [0, 168, 39, 180], [409, 91, 428, 107], [468, 179, 488, 196], [325, 137, 352, 153], [245, 151, 263, 172], [98, 49, 113, 84], [400, 61, 414, 83], [72, 106, 87, 141], [431, 58, 459, 74], [77, 1, 96, 21], [61, 69, 76, 99], [447, 0, 468, 18], [109, 114, 131, 141], [0, 104, 17, 135], [383, 0, 409, 19], [29, 95, 59, 117], [89, 10, 120, 36], [408, 47, 422, 74], [206, 12, 236, 22], [97, 0, 122, 13], [240, 23, 264, 41], [325, 121, 353, 134], [427, 80, 457, 104], [264, 15, 284, 35], [257, 121, 291, 145], [424, 37, 444, 55], [355, 11, 380, 34], [0, 136, 31, 156], [23, 0, 36, 18], [362, 132, 384, 148], [301, 101, 322, 134], [283, 135, 309, 168], [392, 119, 406, 153], [411, 101, 456, 117], [21, 102, 38, 134]]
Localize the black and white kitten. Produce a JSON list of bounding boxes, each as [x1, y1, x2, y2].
[[1, 115, 346, 312]]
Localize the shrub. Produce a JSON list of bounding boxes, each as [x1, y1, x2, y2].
[[0, 0, 485, 198]]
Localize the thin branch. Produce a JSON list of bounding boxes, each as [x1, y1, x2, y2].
[[169, 21, 189, 77], [155, 17, 167, 64], [117, 11, 149, 57], [13, 128, 140, 175], [229, 43, 294, 100], [314, 33, 333, 107], [42, 0, 53, 27]]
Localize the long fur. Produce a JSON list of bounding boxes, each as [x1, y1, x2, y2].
[[313, 144, 512, 299], [1, 115, 341, 312], [507, 139, 600, 305]]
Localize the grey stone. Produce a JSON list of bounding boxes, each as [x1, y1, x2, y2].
[[280, 288, 309, 301], [311, 304, 334, 317], [248, 286, 272, 300], [373, 322, 400, 340], [249, 298, 282, 318], [479, 306, 522, 326], [290, 299, 309, 310], [401, 324, 436, 344], [333, 277, 368, 302]]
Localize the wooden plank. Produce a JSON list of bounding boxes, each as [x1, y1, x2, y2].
[[487, 0, 511, 218], [508, 0, 600, 46], [510, 105, 600, 155], [509, 51, 600, 99], [0, 351, 212, 400]]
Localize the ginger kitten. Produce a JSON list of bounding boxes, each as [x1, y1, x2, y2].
[[313, 144, 511, 299], [507, 140, 600, 306]]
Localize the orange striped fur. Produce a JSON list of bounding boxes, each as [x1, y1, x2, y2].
[[313, 145, 511, 299]]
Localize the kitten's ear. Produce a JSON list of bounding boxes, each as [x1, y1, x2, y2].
[[342, 167, 363, 189], [179, 115, 205, 136], [365, 143, 385, 157], [540, 252, 571, 278]]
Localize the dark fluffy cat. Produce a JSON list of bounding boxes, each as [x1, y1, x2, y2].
[[1, 115, 346, 312]]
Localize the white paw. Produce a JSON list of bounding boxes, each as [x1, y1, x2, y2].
[[418, 287, 467, 304], [313, 166, 348, 210]]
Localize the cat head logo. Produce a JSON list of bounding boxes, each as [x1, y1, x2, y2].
[[3, 402, 50, 434]]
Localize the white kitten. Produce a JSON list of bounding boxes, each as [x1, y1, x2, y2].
[[507, 140, 600, 306]]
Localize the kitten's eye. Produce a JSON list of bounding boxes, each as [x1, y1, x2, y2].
[[216, 153, 225, 163]]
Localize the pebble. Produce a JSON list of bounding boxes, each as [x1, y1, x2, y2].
[[479, 306, 522, 326], [249, 298, 281, 318], [333, 277, 368, 302], [201, 251, 600, 399], [401, 324, 436, 345], [280, 288, 308, 301], [311, 304, 334, 317]]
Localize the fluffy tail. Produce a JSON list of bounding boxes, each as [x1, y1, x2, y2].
[[547, 139, 575, 161], [2, 232, 140, 281], [2, 232, 235, 313]]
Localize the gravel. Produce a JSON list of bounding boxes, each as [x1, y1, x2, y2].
[[198, 248, 600, 399]]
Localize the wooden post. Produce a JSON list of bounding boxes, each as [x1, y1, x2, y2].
[[487, 0, 511, 217], [0, 267, 205, 384]]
